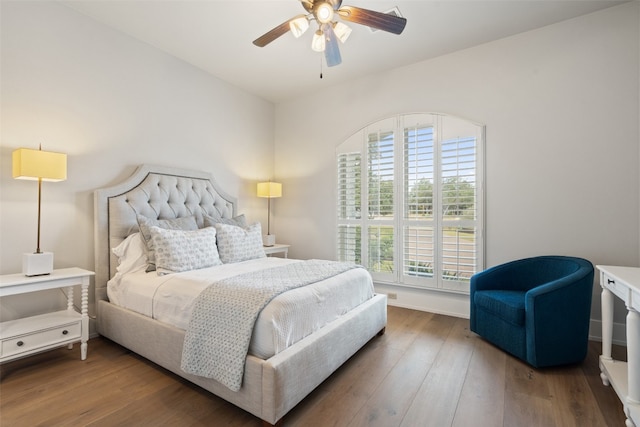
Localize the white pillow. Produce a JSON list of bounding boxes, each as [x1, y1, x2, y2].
[[149, 226, 222, 275], [137, 215, 199, 272], [203, 213, 248, 229], [214, 222, 266, 264], [112, 233, 147, 275]]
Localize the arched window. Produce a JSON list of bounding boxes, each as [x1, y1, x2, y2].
[[336, 113, 485, 292]]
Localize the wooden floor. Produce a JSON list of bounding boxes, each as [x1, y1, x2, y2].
[[0, 306, 628, 427]]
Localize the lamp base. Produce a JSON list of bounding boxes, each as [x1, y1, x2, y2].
[[262, 234, 276, 247], [22, 252, 53, 276]]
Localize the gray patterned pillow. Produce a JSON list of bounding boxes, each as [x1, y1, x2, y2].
[[214, 222, 266, 264], [203, 213, 248, 229], [149, 226, 222, 275], [137, 215, 199, 272]]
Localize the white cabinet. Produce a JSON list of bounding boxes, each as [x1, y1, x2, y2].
[[0, 268, 94, 362], [597, 265, 640, 427]]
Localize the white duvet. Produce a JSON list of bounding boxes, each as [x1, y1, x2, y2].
[[107, 257, 374, 359]]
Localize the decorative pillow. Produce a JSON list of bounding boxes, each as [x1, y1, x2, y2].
[[203, 213, 248, 229], [148, 226, 222, 275], [137, 215, 199, 272], [112, 232, 147, 275], [214, 222, 266, 264]]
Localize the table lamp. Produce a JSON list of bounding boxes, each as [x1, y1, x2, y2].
[[12, 147, 67, 276], [257, 181, 282, 247]]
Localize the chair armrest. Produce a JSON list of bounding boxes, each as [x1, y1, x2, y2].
[[525, 267, 594, 367]]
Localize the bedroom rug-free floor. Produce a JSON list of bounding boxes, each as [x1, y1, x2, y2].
[[0, 306, 626, 427]]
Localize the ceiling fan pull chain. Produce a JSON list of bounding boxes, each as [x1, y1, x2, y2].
[[320, 55, 323, 79]]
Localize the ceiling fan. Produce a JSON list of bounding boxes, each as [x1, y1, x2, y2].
[[253, 0, 407, 67]]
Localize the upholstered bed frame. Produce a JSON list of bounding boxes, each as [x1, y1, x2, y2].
[[94, 164, 387, 426]]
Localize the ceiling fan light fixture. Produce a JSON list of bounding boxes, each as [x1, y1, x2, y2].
[[333, 22, 352, 43], [311, 29, 326, 52], [316, 2, 334, 24], [254, 0, 408, 69], [289, 16, 310, 38]]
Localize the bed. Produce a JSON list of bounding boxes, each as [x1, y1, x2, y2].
[[93, 164, 387, 426]]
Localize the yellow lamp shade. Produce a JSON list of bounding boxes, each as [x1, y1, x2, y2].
[[13, 148, 67, 182], [257, 182, 282, 198]]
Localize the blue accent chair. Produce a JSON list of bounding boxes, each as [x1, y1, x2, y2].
[[470, 256, 594, 368]]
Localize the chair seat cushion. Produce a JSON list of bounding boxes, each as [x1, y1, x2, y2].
[[474, 290, 526, 326]]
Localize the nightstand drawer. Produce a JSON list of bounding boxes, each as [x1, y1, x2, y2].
[[602, 273, 628, 302], [1, 321, 81, 359]]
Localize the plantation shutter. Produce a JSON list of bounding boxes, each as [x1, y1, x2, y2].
[[439, 115, 483, 292], [336, 113, 484, 293], [366, 126, 395, 280], [337, 151, 361, 264], [402, 119, 436, 286]]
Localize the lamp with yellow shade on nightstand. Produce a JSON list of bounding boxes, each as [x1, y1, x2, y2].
[[257, 181, 282, 247], [12, 146, 67, 276]]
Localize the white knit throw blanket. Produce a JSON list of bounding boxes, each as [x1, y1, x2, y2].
[[180, 259, 359, 391]]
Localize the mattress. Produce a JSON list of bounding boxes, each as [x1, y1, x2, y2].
[[107, 257, 374, 359]]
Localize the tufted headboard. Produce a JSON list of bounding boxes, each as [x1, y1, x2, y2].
[[94, 164, 237, 302]]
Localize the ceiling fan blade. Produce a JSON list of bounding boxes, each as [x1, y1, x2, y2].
[[253, 15, 306, 47], [323, 24, 342, 67], [337, 6, 407, 35]]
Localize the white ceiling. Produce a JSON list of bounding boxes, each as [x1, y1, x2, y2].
[[61, 0, 628, 103]]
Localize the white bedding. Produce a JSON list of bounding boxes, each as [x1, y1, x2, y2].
[[107, 257, 374, 359]]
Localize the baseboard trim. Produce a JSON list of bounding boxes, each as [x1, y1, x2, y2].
[[375, 284, 628, 347], [589, 318, 627, 346], [375, 283, 470, 319]]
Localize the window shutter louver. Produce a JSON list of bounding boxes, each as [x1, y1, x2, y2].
[[404, 126, 434, 219], [441, 136, 478, 286], [402, 124, 436, 286], [337, 152, 362, 264], [366, 130, 395, 279], [403, 226, 434, 278], [337, 152, 361, 221], [337, 225, 361, 264], [367, 131, 394, 218], [441, 137, 477, 220]]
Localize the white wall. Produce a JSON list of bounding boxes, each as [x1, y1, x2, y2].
[[274, 2, 640, 339], [0, 2, 275, 321]]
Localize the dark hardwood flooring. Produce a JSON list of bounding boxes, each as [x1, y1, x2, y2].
[[0, 306, 628, 426]]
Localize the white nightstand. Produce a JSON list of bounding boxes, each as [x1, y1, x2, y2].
[[0, 267, 94, 363], [263, 244, 290, 258]]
